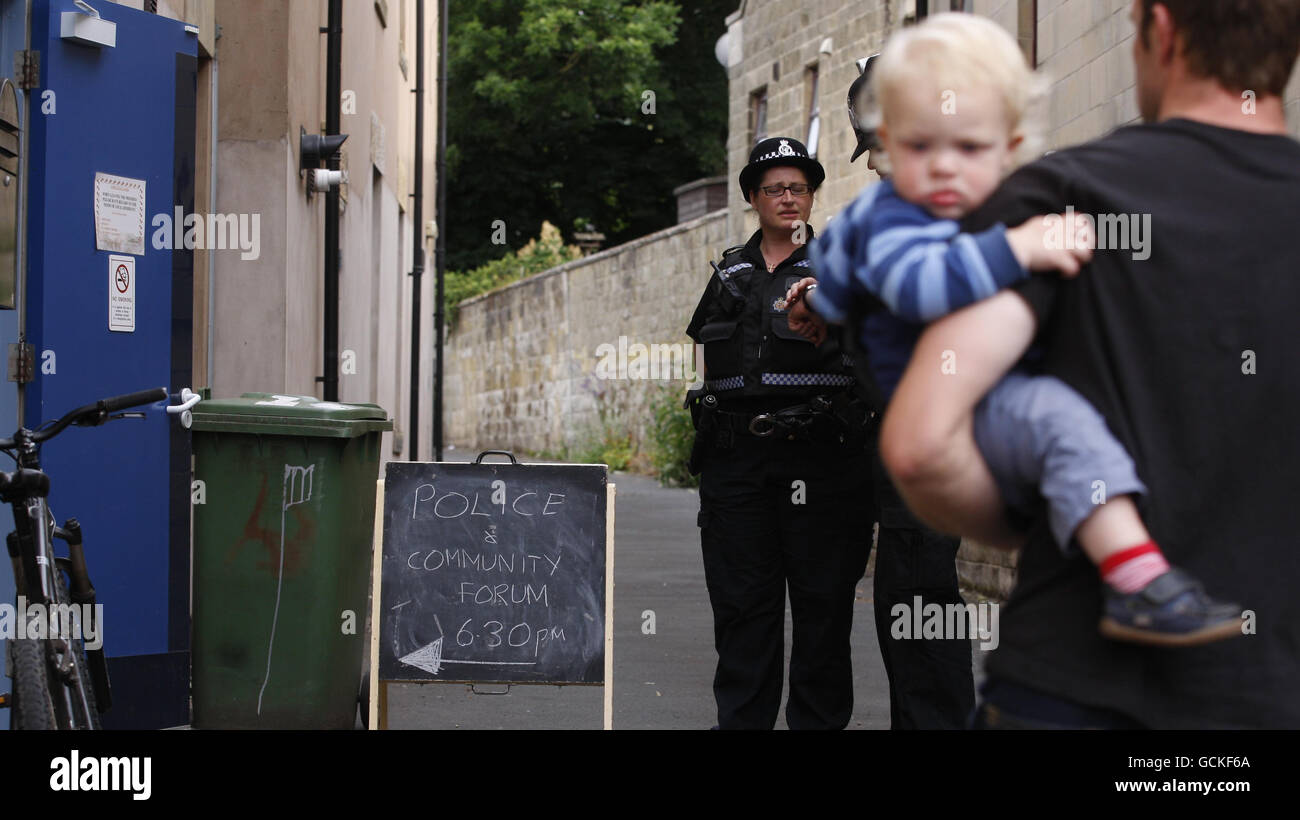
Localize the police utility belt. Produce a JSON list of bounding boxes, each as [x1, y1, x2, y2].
[[688, 390, 872, 444]]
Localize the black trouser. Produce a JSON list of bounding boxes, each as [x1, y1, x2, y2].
[[698, 431, 871, 730], [871, 449, 976, 730]]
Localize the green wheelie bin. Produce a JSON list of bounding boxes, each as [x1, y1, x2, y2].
[[190, 393, 392, 728]]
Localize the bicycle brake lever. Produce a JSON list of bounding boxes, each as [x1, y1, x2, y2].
[[108, 412, 146, 421]]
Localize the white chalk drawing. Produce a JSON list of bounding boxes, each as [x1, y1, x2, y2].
[[258, 464, 314, 715], [394, 614, 536, 676], [399, 638, 445, 675], [396, 639, 538, 675]]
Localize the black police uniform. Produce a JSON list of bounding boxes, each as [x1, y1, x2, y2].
[[836, 304, 976, 730], [869, 448, 975, 729], [685, 229, 875, 730]]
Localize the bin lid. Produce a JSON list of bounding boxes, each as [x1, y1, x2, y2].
[[189, 393, 394, 438]]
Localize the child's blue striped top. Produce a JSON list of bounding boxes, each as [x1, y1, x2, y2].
[[807, 179, 1026, 401]]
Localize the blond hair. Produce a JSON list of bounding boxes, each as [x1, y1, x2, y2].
[[864, 12, 1047, 172]]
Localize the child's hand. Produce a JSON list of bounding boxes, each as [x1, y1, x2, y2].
[[1006, 212, 1095, 277]]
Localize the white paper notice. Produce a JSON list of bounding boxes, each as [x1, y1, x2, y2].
[[94, 173, 146, 256], [109, 255, 135, 333]]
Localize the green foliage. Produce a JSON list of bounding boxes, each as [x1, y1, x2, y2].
[[571, 428, 635, 472], [447, 0, 731, 272], [647, 384, 697, 487], [445, 221, 582, 323], [570, 378, 637, 471]]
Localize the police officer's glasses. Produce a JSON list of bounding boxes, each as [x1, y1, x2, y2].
[[759, 183, 812, 197]]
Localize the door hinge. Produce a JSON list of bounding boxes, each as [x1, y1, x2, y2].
[[7, 342, 34, 383], [14, 50, 39, 91]]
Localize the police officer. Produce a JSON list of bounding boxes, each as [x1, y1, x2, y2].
[[685, 136, 874, 730], [789, 57, 975, 729]]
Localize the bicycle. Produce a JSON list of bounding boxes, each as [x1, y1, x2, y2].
[[0, 388, 172, 729]]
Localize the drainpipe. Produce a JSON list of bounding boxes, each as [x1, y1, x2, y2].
[[433, 0, 447, 460], [410, 0, 424, 459], [323, 0, 342, 401]]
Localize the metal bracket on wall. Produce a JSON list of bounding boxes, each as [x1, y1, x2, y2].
[[7, 342, 33, 383], [13, 51, 39, 90]]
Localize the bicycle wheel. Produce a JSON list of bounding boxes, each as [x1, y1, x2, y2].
[[9, 569, 101, 730], [9, 636, 57, 730]]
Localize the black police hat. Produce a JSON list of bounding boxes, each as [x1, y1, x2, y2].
[[848, 53, 881, 162], [738, 137, 826, 200]]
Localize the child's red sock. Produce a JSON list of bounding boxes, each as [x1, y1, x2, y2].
[[1099, 541, 1170, 593]]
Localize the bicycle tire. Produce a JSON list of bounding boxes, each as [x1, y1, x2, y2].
[[8, 569, 101, 730], [9, 636, 57, 730]]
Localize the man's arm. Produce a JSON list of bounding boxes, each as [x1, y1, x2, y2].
[[878, 289, 1038, 547]]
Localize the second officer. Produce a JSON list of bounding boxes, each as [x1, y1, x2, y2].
[[685, 136, 875, 730]]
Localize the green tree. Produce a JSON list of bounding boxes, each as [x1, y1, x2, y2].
[[446, 0, 731, 273]]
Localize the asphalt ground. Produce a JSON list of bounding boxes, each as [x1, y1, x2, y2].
[[379, 451, 989, 729]]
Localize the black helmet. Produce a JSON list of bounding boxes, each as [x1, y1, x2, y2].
[[738, 136, 826, 200], [848, 53, 881, 162]]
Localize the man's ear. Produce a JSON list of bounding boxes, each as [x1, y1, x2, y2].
[[1150, 2, 1178, 66]]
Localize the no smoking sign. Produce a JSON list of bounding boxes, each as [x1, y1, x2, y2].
[[108, 254, 135, 332]]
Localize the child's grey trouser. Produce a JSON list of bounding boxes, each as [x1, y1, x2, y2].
[[972, 370, 1147, 551]]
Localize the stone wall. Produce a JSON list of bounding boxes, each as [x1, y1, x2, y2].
[[444, 211, 729, 457]]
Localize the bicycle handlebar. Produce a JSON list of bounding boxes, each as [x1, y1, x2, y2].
[[100, 388, 169, 415], [0, 387, 169, 449]]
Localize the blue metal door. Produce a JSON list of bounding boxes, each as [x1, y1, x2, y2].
[[21, 0, 196, 728], [0, 0, 28, 723]]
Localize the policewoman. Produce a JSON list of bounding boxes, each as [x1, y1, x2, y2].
[[685, 137, 874, 730]]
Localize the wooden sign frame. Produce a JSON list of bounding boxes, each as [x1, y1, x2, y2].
[[367, 473, 616, 730]]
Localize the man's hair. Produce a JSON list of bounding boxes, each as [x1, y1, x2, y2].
[[869, 13, 1046, 169], [1140, 0, 1300, 96]]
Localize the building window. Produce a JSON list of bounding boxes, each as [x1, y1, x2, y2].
[[804, 65, 820, 158], [750, 88, 768, 146]]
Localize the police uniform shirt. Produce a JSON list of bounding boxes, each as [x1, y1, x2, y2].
[[686, 229, 853, 405]]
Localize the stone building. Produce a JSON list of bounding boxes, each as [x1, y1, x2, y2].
[[115, 0, 439, 462], [721, 0, 1300, 239]]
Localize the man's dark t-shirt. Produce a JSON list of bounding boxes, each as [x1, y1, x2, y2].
[[963, 118, 1300, 728]]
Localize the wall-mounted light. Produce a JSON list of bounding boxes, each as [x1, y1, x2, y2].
[[61, 0, 116, 48], [307, 168, 347, 193], [300, 126, 349, 198]]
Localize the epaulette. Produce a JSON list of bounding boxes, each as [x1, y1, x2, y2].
[[714, 244, 752, 275]]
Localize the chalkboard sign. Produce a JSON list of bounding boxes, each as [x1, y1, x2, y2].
[[375, 458, 609, 685]]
